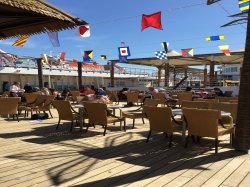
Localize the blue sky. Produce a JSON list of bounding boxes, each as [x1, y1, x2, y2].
[[0, 0, 246, 68]]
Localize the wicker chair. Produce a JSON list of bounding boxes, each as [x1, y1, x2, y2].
[[21, 95, 47, 118], [126, 92, 142, 106], [52, 100, 79, 132], [209, 103, 238, 124], [143, 106, 183, 147], [83, 102, 126, 136], [182, 100, 209, 109], [182, 108, 235, 153], [122, 98, 159, 129], [0, 97, 21, 121], [176, 92, 193, 107]]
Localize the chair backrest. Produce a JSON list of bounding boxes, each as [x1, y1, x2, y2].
[[209, 102, 238, 123], [33, 95, 47, 106], [41, 95, 55, 109], [83, 102, 108, 125], [182, 108, 220, 138], [177, 92, 193, 106], [215, 96, 238, 103], [144, 98, 159, 107], [182, 100, 209, 109], [143, 106, 174, 133], [1, 91, 9, 97], [126, 92, 140, 103], [23, 93, 39, 104], [52, 100, 74, 121], [152, 92, 165, 104], [0, 97, 21, 115], [71, 91, 80, 101]]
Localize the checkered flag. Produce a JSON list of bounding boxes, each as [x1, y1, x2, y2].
[[155, 51, 167, 59]]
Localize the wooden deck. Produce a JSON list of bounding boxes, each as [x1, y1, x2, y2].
[[0, 104, 250, 187]]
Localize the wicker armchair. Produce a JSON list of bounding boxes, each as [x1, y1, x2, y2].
[[182, 108, 235, 153], [143, 106, 183, 147], [84, 102, 125, 136]]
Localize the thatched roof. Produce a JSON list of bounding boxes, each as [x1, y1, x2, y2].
[[0, 0, 87, 39]]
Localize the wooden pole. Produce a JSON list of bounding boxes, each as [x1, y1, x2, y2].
[[110, 61, 114, 87], [164, 63, 169, 87], [37, 58, 43, 89], [77, 61, 82, 90], [210, 61, 215, 86], [204, 67, 207, 88]]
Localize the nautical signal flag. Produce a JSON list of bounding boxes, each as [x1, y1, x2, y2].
[[206, 35, 225, 41], [119, 56, 128, 63], [101, 55, 107, 60], [141, 11, 163, 31], [12, 35, 29, 46], [239, 0, 250, 12], [181, 48, 194, 57], [161, 42, 169, 53], [218, 45, 231, 56], [118, 46, 131, 57], [48, 32, 60, 47], [41, 54, 48, 64], [59, 52, 66, 61], [79, 25, 90, 37], [155, 51, 167, 59], [83, 50, 93, 62]]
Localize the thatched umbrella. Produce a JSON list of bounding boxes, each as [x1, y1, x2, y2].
[[0, 0, 87, 38], [0, 0, 87, 88]]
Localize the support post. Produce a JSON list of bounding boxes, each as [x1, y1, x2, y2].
[[37, 58, 43, 89], [210, 61, 215, 86], [164, 63, 169, 87], [158, 66, 162, 87], [110, 61, 114, 87], [204, 67, 207, 88], [78, 61, 82, 90]]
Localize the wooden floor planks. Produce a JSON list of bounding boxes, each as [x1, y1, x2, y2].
[[0, 105, 250, 187]]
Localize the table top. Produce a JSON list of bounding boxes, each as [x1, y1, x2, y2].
[[107, 104, 124, 109], [172, 109, 231, 116]]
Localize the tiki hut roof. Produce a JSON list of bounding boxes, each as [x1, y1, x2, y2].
[[0, 0, 87, 39]]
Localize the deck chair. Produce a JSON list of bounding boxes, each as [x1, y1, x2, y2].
[[70, 91, 80, 103], [33, 95, 55, 118], [182, 108, 235, 153], [83, 102, 126, 136], [182, 100, 209, 109], [52, 100, 79, 132], [143, 106, 183, 147], [152, 92, 167, 106], [122, 98, 159, 129], [176, 92, 193, 107], [0, 97, 21, 121]]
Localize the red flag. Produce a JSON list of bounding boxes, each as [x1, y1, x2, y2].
[[141, 11, 163, 31], [59, 52, 66, 61]]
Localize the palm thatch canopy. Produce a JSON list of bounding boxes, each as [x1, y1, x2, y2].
[[0, 0, 87, 39]]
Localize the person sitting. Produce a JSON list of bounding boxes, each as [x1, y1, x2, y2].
[[10, 81, 25, 97], [41, 87, 50, 95], [147, 86, 158, 95], [118, 87, 129, 101], [80, 86, 95, 95], [24, 83, 33, 93], [95, 88, 106, 96]]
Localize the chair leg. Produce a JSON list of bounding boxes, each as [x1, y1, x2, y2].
[[103, 125, 107, 136], [85, 124, 89, 133], [230, 133, 235, 145], [16, 114, 19, 122], [184, 135, 190, 148], [56, 119, 60, 129], [123, 120, 126, 132], [132, 119, 135, 129], [142, 118, 145, 124], [70, 121, 74, 132], [164, 133, 168, 138], [49, 110, 53, 118], [168, 133, 173, 147], [12, 114, 14, 120], [146, 131, 152, 143], [215, 138, 218, 154]]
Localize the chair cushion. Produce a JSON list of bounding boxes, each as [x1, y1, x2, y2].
[[218, 125, 235, 136]]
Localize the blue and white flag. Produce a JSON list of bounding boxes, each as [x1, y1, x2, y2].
[[48, 32, 60, 47], [118, 46, 131, 57], [155, 51, 167, 59]]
